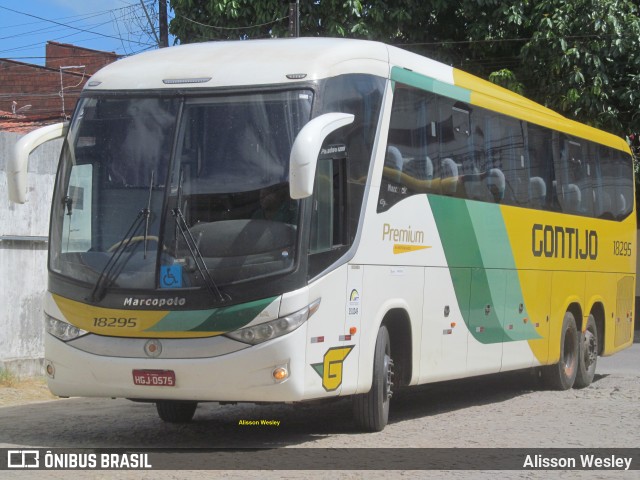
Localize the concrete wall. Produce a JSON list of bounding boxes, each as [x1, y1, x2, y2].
[[0, 131, 61, 376]]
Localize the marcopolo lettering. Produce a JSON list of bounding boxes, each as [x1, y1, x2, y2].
[[123, 297, 186, 307], [532, 224, 598, 260]]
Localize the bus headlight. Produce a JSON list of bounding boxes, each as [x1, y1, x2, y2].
[[45, 314, 88, 341], [225, 299, 320, 345]]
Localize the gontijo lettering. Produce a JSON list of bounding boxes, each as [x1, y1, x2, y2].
[[532, 224, 598, 260]]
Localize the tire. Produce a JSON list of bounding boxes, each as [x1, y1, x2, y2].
[[574, 314, 598, 389], [541, 311, 579, 390], [156, 400, 198, 423], [352, 325, 394, 432]]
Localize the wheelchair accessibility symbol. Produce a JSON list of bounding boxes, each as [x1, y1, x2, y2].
[[160, 265, 182, 288]]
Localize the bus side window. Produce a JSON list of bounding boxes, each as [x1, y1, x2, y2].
[[488, 115, 524, 206], [527, 124, 555, 211], [61, 163, 93, 253], [595, 145, 634, 220], [554, 136, 594, 217], [308, 157, 349, 278], [378, 84, 441, 212]]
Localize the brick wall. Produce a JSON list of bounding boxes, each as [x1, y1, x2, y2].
[[0, 59, 85, 119], [0, 42, 118, 121], [45, 41, 118, 75]]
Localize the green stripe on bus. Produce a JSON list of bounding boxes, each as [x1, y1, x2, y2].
[[428, 195, 540, 343], [390, 66, 471, 103], [145, 296, 278, 333], [466, 201, 515, 269]]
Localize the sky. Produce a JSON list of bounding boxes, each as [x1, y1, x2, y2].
[[0, 0, 175, 64]]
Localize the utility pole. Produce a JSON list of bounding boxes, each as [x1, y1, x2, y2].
[[139, 1, 168, 48], [159, 0, 169, 48], [289, 1, 300, 37], [139, 1, 159, 46]]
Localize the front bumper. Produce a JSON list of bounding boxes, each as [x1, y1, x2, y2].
[[44, 324, 308, 402]]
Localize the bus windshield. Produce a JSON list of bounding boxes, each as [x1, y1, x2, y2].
[[49, 90, 313, 300]]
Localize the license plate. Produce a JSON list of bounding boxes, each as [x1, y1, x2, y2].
[[132, 369, 176, 387]]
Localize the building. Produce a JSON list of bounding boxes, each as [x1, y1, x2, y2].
[[0, 41, 118, 131], [0, 42, 118, 375]]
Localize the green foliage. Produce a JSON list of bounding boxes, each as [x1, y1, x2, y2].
[[520, 0, 640, 135], [168, 0, 640, 137], [488, 69, 525, 95]]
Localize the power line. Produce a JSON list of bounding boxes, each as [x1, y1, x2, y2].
[[0, 8, 133, 41], [0, 5, 153, 47], [179, 13, 288, 31], [0, 4, 133, 29], [396, 31, 640, 48]]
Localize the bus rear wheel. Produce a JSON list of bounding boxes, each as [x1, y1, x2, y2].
[[156, 400, 198, 423], [542, 312, 578, 390], [574, 314, 598, 389], [352, 325, 394, 432]]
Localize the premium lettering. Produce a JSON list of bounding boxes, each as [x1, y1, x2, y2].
[[532, 224, 597, 260], [382, 223, 425, 244]]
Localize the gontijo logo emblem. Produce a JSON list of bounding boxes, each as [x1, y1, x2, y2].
[[382, 223, 431, 254], [311, 346, 354, 391]]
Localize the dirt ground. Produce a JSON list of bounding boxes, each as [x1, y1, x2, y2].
[[0, 376, 56, 407]]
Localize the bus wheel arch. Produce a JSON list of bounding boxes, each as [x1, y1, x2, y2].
[[542, 310, 579, 390], [352, 324, 393, 431], [352, 308, 412, 431], [589, 302, 605, 356], [381, 308, 412, 388], [567, 303, 583, 333]]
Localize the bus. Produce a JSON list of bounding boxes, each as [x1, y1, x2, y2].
[[7, 38, 636, 432]]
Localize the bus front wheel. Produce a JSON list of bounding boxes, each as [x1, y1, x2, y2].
[[156, 400, 198, 423], [574, 314, 598, 389], [352, 325, 394, 432], [542, 312, 579, 390]]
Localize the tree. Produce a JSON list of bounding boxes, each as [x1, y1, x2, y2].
[[168, 1, 528, 74], [519, 0, 640, 134], [168, 0, 640, 137]]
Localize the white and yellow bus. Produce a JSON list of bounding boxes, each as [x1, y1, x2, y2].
[[8, 38, 635, 431]]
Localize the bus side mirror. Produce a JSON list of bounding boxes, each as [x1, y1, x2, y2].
[[7, 122, 69, 204], [289, 112, 354, 199]]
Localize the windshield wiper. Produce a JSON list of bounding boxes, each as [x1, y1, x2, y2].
[[88, 208, 148, 302], [143, 170, 154, 259], [89, 170, 156, 302], [172, 168, 227, 303], [172, 206, 226, 304]]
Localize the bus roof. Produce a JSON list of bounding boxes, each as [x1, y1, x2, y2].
[[85, 38, 390, 91], [84, 37, 629, 153]]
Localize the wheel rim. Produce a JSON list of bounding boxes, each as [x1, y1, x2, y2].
[[582, 329, 597, 369], [382, 354, 394, 402]]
